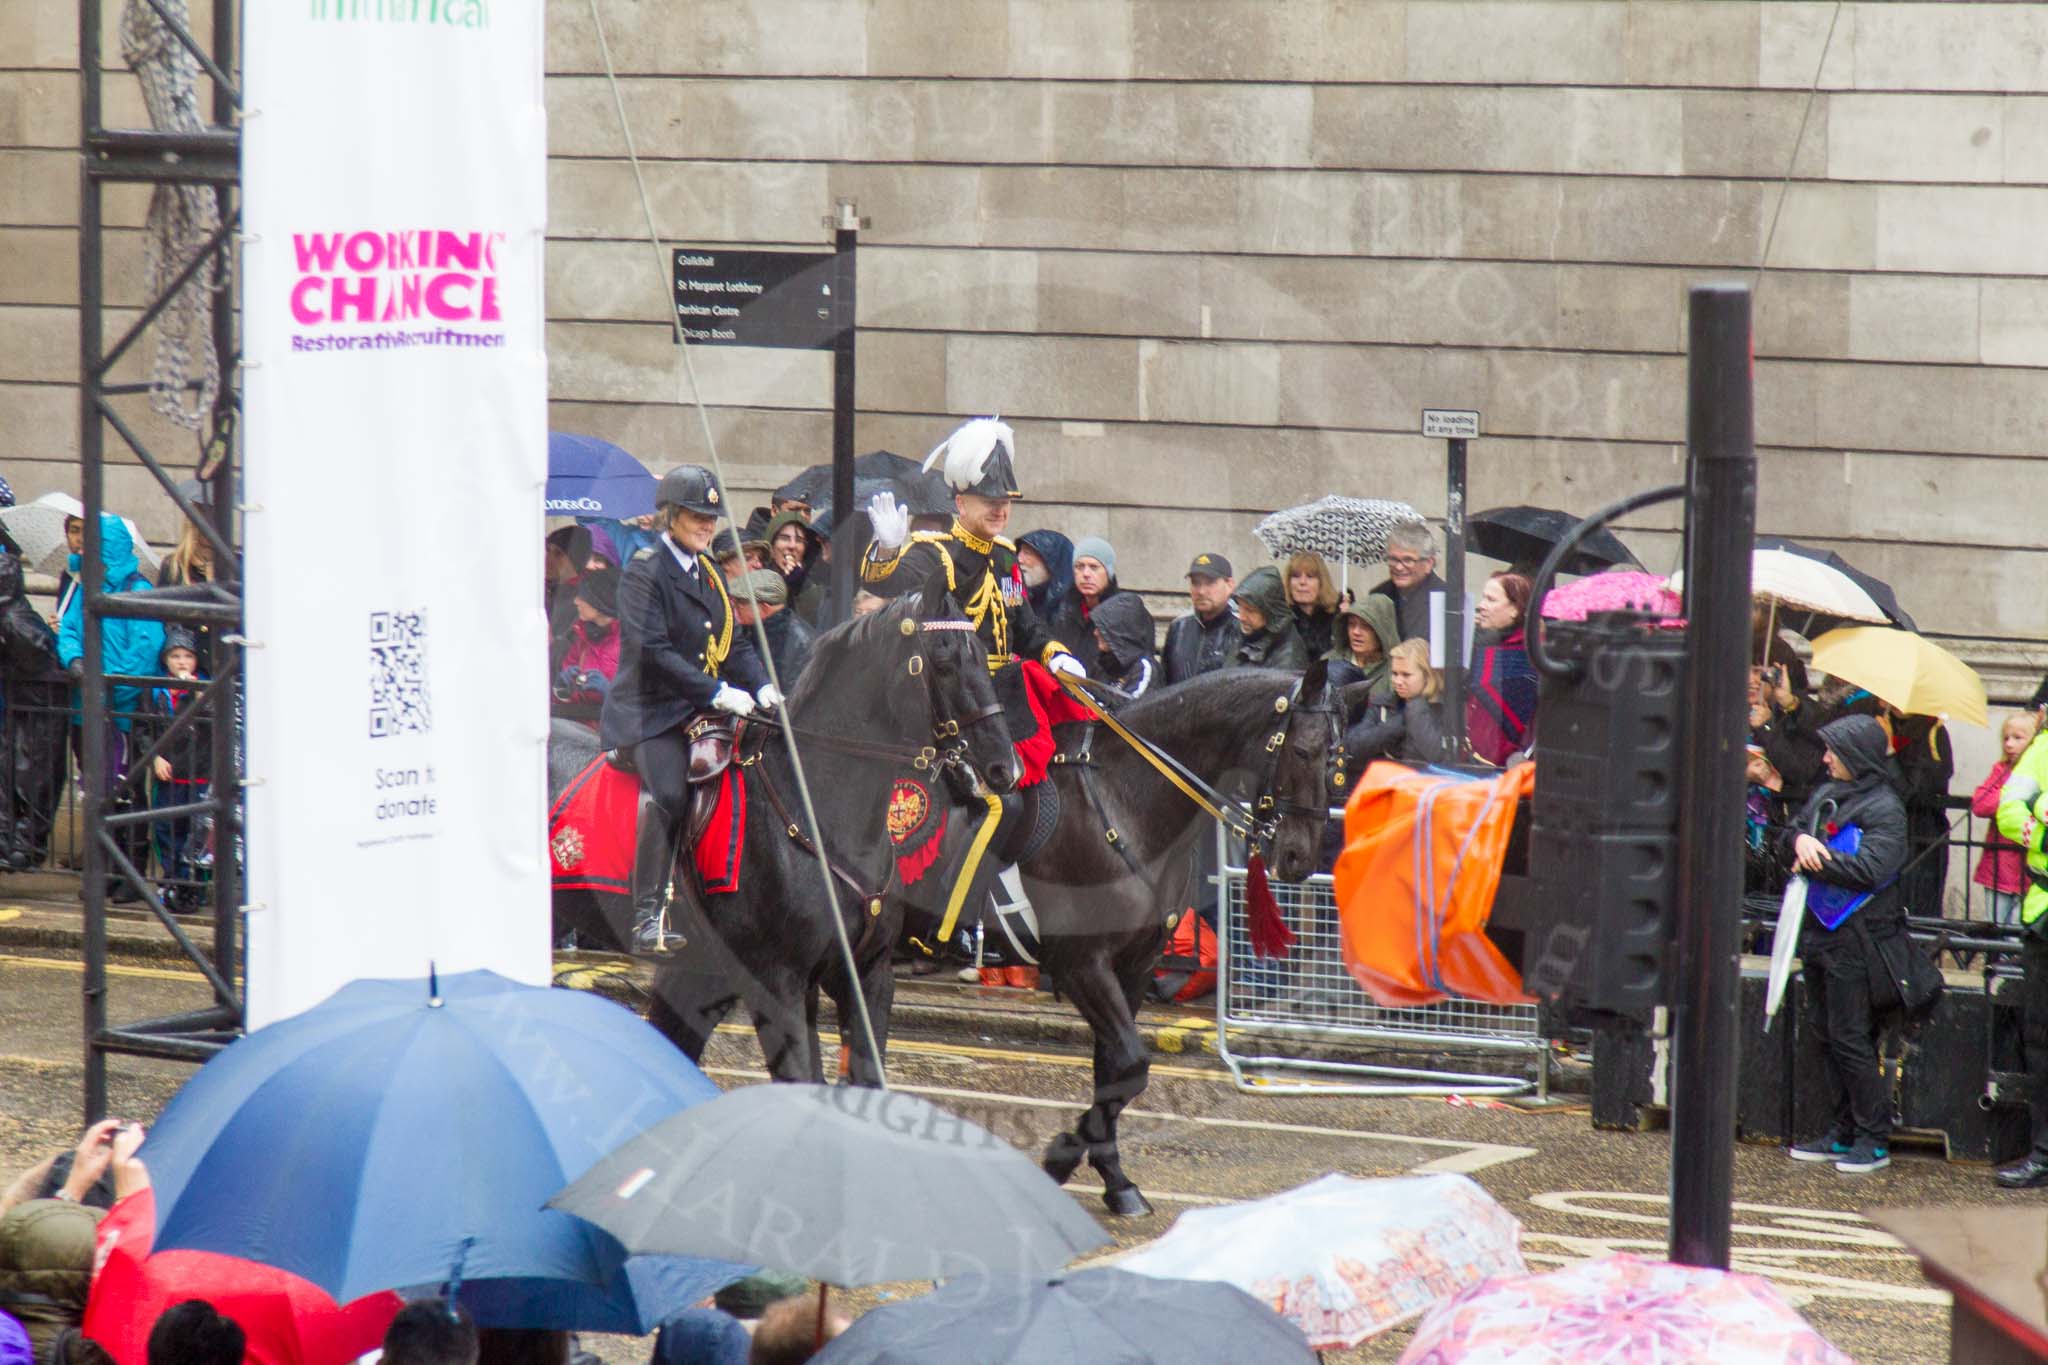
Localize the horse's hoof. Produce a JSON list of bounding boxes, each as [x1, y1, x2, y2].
[[1042, 1133, 1085, 1186], [1101, 1185, 1153, 1218]]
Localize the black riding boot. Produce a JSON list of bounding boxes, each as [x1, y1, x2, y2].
[[631, 799, 682, 954]]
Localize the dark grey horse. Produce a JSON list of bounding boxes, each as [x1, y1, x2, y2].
[[932, 661, 1345, 1217], [549, 572, 1015, 1086]]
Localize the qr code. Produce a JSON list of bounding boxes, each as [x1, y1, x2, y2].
[[368, 610, 430, 739]]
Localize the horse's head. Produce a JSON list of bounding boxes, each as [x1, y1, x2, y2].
[[1254, 657, 1345, 883], [909, 560, 1017, 796]]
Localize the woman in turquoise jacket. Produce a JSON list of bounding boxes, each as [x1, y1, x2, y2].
[[56, 514, 163, 901], [56, 514, 165, 727]]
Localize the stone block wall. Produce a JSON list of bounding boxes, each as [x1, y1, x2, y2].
[[4, 0, 2043, 698]]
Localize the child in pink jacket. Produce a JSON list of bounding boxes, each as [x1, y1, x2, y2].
[[1973, 712, 2042, 925]]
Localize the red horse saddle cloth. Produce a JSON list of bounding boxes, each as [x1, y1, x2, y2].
[[550, 716, 752, 898]]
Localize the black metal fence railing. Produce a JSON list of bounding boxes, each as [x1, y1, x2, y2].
[[0, 675, 227, 912], [1930, 791, 2014, 927]]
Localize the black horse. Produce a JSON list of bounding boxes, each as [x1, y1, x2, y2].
[[985, 661, 1344, 1217], [549, 571, 1014, 1086]]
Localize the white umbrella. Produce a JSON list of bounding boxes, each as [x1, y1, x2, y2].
[[1252, 496, 1424, 588], [1116, 1172, 1524, 1351], [0, 492, 160, 579], [1763, 874, 1808, 1031], [1669, 549, 1887, 628]]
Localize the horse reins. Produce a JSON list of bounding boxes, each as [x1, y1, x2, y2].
[[752, 618, 1006, 782], [1055, 673, 1342, 857], [731, 615, 1007, 954]]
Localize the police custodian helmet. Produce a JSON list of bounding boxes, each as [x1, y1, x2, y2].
[[656, 464, 726, 518]]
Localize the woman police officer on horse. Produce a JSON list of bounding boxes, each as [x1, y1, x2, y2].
[[599, 464, 780, 951]]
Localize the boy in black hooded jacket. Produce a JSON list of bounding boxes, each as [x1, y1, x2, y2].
[[1778, 713, 1908, 1174], [146, 625, 210, 908], [1088, 592, 1158, 698]]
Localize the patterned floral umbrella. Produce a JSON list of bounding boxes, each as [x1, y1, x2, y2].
[[1537, 571, 1683, 626], [1117, 1173, 1525, 1351], [1399, 1254, 1855, 1364], [1252, 496, 1424, 571]]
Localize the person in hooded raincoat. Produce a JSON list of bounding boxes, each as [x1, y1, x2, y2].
[[762, 507, 825, 626], [1324, 592, 1399, 713], [1228, 566, 1307, 672], [1015, 529, 1074, 631], [145, 626, 209, 910], [1779, 713, 1908, 1175], [0, 549, 65, 870], [56, 514, 163, 904], [1088, 592, 1158, 698], [1343, 638, 1448, 769]]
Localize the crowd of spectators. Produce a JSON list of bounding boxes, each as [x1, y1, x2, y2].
[[0, 501, 224, 915], [1742, 618, 1979, 921], [0, 1124, 851, 1365], [543, 504, 1552, 800]]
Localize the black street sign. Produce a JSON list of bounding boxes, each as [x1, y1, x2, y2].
[[671, 248, 837, 349]]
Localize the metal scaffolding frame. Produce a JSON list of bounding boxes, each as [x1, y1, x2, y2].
[[78, 0, 244, 1119]]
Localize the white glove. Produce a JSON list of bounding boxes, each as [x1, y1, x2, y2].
[[755, 683, 785, 710], [711, 683, 755, 717], [867, 491, 909, 552], [1049, 653, 1087, 680]]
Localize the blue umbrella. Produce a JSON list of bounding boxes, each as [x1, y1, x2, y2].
[[547, 432, 657, 520], [138, 969, 749, 1329]]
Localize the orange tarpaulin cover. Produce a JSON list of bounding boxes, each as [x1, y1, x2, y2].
[[1333, 760, 1536, 1007]]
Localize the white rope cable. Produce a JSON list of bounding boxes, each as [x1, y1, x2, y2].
[[121, 0, 222, 434], [1752, 1, 1844, 293], [584, 0, 887, 1086]]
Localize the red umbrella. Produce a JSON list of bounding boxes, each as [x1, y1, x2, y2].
[[84, 1191, 399, 1365]]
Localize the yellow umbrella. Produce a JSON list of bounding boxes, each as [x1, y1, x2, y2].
[[1809, 627, 1989, 727]]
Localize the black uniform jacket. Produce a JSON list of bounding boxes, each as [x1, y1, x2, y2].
[[861, 526, 1070, 671], [599, 540, 769, 750]]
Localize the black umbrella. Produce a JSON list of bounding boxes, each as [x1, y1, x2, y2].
[[813, 1269, 1315, 1364], [777, 450, 952, 523], [1753, 536, 1914, 631], [548, 1083, 1108, 1285], [1469, 505, 1639, 575]]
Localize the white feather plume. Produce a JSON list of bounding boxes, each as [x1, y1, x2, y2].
[[923, 416, 1015, 491]]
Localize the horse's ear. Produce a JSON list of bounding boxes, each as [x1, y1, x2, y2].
[[1300, 656, 1330, 705], [1339, 680, 1374, 715]]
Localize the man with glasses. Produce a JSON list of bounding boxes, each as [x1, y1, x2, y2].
[[1370, 520, 1449, 645]]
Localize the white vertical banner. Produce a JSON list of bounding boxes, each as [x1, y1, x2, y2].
[[242, 1, 550, 1026]]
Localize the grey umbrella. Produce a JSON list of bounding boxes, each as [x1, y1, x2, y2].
[[813, 1269, 1316, 1364], [547, 1083, 1109, 1285]]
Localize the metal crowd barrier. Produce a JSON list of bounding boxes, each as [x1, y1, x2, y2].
[[1212, 817, 1548, 1098], [0, 679, 221, 908]]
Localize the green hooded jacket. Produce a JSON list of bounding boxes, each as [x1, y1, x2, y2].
[[762, 508, 826, 625], [0, 1199, 103, 1362], [1325, 592, 1400, 703], [1231, 567, 1308, 672]]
